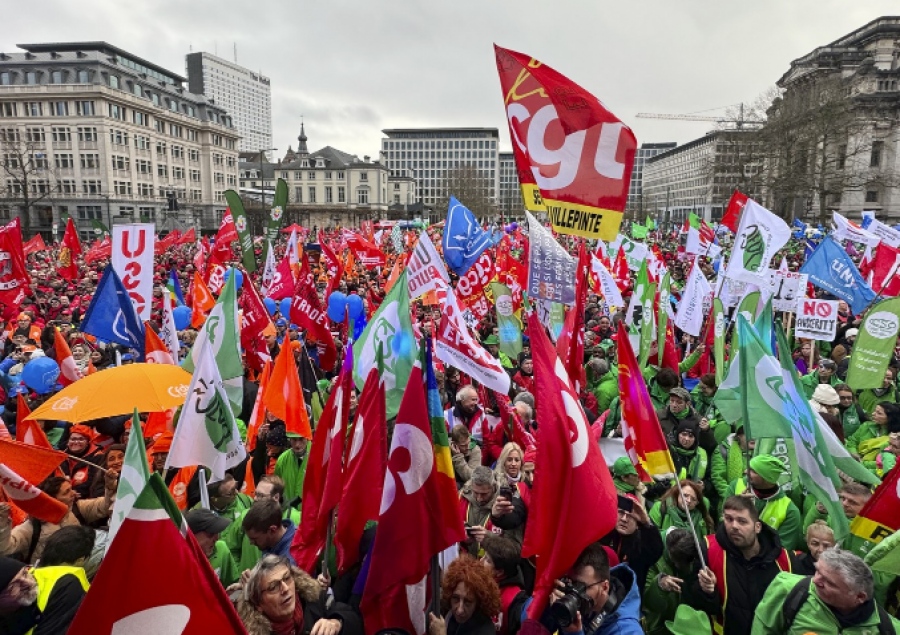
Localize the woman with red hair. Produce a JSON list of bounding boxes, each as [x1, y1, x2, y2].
[[429, 555, 501, 635]]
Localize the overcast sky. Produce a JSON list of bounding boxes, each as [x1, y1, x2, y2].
[[3, 1, 897, 159]]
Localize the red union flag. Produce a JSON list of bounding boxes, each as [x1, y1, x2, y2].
[[112, 224, 155, 321], [290, 259, 337, 370], [495, 45, 637, 241]]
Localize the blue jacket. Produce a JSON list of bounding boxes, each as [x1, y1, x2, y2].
[[520, 564, 642, 635], [262, 520, 297, 564]]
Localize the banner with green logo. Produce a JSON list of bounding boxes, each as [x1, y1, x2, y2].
[[846, 297, 900, 389], [263, 179, 288, 265], [224, 190, 256, 273]]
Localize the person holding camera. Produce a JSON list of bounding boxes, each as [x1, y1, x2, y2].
[[519, 542, 642, 635]]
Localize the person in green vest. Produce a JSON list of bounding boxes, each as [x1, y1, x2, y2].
[[587, 358, 618, 415], [711, 424, 752, 511], [223, 475, 302, 574], [725, 455, 803, 551], [846, 401, 900, 461], [26, 525, 93, 633], [186, 508, 240, 587], [275, 434, 309, 506], [193, 473, 253, 527], [835, 383, 868, 440], [856, 368, 899, 416], [643, 367, 681, 411], [799, 358, 841, 399], [692, 374, 731, 445], [648, 480, 714, 541], [644, 529, 703, 635], [610, 457, 646, 506]]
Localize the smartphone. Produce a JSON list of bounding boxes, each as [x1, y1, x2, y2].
[[498, 485, 513, 500], [617, 494, 634, 513], [465, 525, 476, 536]]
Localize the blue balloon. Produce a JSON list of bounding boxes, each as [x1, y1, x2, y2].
[[327, 292, 347, 323], [280, 298, 292, 318], [346, 294, 364, 321], [224, 268, 244, 291], [22, 357, 60, 395], [173, 305, 192, 330], [263, 297, 277, 316], [392, 329, 412, 358], [353, 312, 367, 340]]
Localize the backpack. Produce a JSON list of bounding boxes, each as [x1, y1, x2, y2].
[[783, 576, 896, 635]]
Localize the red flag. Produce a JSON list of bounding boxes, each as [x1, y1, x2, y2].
[[335, 365, 387, 574], [722, 190, 748, 233], [616, 322, 676, 481], [345, 230, 386, 267], [67, 476, 246, 635], [523, 312, 618, 619], [16, 395, 52, 449], [214, 210, 239, 249], [556, 243, 589, 392], [360, 362, 467, 635], [0, 219, 30, 309], [263, 342, 312, 439], [0, 463, 68, 524], [291, 351, 353, 572], [319, 231, 345, 299], [178, 227, 196, 245], [290, 259, 337, 370], [0, 438, 66, 485], [145, 324, 176, 365], [246, 361, 272, 453], [870, 243, 900, 297], [192, 236, 208, 275], [23, 233, 48, 256], [84, 237, 112, 265], [239, 274, 275, 373], [850, 461, 900, 543], [495, 45, 637, 241], [53, 329, 83, 386], [155, 230, 181, 255], [58, 218, 82, 280], [613, 245, 630, 293], [266, 253, 296, 301]]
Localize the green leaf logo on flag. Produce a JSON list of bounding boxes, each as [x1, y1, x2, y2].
[[741, 225, 765, 271]]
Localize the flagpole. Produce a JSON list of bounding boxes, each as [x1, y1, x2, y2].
[[673, 478, 707, 569], [64, 452, 110, 474]]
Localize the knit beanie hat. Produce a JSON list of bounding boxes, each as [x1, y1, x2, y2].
[[749, 455, 785, 485]]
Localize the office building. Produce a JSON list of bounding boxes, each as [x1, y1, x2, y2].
[[0, 41, 240, 237], [186, 51, 272, 155], [626, 142, 676, 219], [497, 151, 523, 218]]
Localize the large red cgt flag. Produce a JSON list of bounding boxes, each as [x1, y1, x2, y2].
[[616, 322, 676, 480], [495, 45, 637, 242], [291, 351, 352, 572], [523, 312, 618, 620], [290, 258, 337, 370], [23, 233, 48, 256], [335, 363, 387, 574], [58, 217, 82, 280], [869, 242, 900, 297], [360, 362, 466, 635]]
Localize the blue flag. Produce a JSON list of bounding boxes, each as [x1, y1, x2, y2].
[[800, 236, 875, 315], [81, 264, 146, 357], [442, 196, 492, 275], [168, 268, 186, 306], [804, 239, 816, 262]]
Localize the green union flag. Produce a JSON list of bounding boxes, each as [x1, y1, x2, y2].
[[353, 271, 416, 419]]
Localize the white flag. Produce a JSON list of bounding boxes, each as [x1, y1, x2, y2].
[[675, 260, 713, 337], [159, 288, 180, 361], [107, 413, 150, 548], [589, 254, 624, 308], [261, 241, 277, 294], [287, 229, 300, 267], [167, 339, 246, 481], [724, 199, 791, 284], [865, 218, 900, 248], [832, 212, 881, 248], [407, 234, 449, 299]]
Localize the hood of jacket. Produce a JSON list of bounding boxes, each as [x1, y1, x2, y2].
[[235, 568, 321, 635], [593, 564, 641, 634]]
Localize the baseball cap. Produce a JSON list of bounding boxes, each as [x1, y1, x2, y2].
[[186, 509, 231, 535]]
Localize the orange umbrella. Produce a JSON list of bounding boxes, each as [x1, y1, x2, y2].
[[26, 363, 192, 423]]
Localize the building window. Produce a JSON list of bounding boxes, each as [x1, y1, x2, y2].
[[55, 153, 73, 169], [172, 145, 183, 159], [0, 103, 16, 117], [308, 171, 316, 180], [393, 182, 400, 190], [77, 127, 97, 142], [133, 111, 149, 126], [110, 129, 129, 145], [76, 101, 95, 116], [190, 169, 201, 182], [108, 104, 126, 120], [294, 187, 302, 203], [108, 75, 119, 89], [50, 70, 64, 84], [52, 127, 71, 143], [186, 129, 198, 142], [324, 171, 333, 179], [132, 83, 142, 97], [188, 149, 199, 162], [359, 172, 368, 182], [866, 190, 879, 203], [112, 155, 129, 171], [77, 70, 90, 84], [357, 189, 369, 204], [52, 101, 69, 116], [82, 180, 101, 194], [0, 72, 11, 85], [150, 93, 160, 107], [25, 102, 43, 117], [325, 186, 333, 203], [172, 166, 184, 179], [156, 141, 167, 155], [157, 164, 168, 178], [25, 128, 45, 143], [114, 181, 132, 195], [76, 205, 103, 220], [308, 187, 316, 203], [24, 71, 38, 85], [337, 186, 345, 203], [80, 154, 100, 169], [871, 141, 884, 168], [135, 135, 151, 150], [60, 179, 76, 193]]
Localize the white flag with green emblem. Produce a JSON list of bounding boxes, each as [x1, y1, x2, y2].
[[353, 271, 416, 419], [106, 409, 150, 549], [182, 272, 243, 411], [168, 338, 246, 482]]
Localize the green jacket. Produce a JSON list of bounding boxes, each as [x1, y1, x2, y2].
[[799, 371, 840, 399], [208, 539, 240, 587], [648, 500, 712, 540], [751, 572, 900, 635], [223, 505, 301, 573], [846, 421, 889, 457], [857, 385, 899, 417], [274, 449, 309, 504], [726, 478, 803, 551], [191, 493, 254, 527], [644, 553, 699, 635], [712, 436, 748, 499], [592, 366, 619, 415]]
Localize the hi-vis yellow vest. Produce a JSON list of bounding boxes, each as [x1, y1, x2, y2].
[[735, 479, 791, 529], [27, 566, 90, 634]]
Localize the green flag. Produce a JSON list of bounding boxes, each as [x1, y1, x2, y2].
[[490, 282, 522, 359], [223, 190, 256, 273], [182, 273, 243, 412], [353, 271, 416, 419], [846, 297, 900, 389], [107, 409, 150, 547], [712, 298, 725, 384], [631, 223, 648, 239], [90, 218, 110, 238], [133, 472, 187, 533], [263, 179, 288, 265], [866, 526, 900, 575], [639, 279, 658, 368], [735, 316, 787, 441]]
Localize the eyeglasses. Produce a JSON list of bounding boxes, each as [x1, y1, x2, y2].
[[263, 571, 293, 595]]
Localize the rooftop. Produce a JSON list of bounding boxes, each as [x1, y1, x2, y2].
[[15, 41, 186, 83]]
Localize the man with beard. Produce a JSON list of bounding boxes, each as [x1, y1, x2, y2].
[[684, 495, 794, 635]]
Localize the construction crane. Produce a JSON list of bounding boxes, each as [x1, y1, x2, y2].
[[636, 103, 762, 129]]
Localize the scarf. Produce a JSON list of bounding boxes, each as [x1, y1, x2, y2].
[[673, 406, 690, 419], [270, 599, 305, 635], [831, 598, 876, 630]]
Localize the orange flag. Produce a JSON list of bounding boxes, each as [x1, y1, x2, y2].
[[54, 329, 83, 386], [384, 253, 407, 294], [15, 395, 52, 450], [144, 324, 175, 365], [191, 271, 215, 329], [0, 463, 68, 524], [242, 461, 256, 498], [0, 438, 67, 485], [263, 345, 312, 439], [0, 421, 9, 440], [247, 361, 272, 452], [86, 359, 97, 375]]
